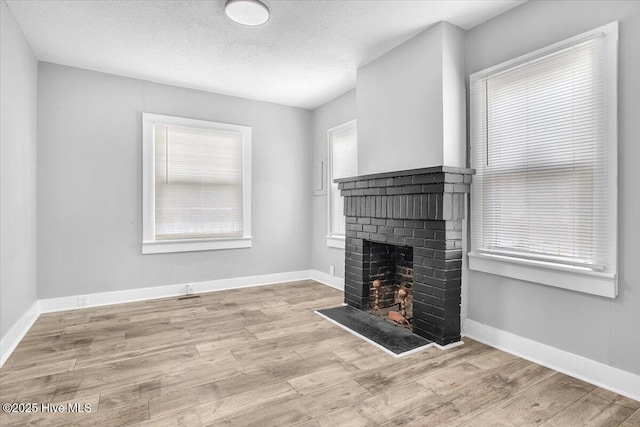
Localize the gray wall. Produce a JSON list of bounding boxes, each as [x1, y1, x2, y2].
[[37, 63, 312, 299], [465, 0, 640, 375], [441, 23, 466, 168], [356, 22, 467, 176], [357, 23, 443, 175], [0, 1, 38, 339], [310, 89, 356, 278]]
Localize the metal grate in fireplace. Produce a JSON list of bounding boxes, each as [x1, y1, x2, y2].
[[366, 242, 414, 329]]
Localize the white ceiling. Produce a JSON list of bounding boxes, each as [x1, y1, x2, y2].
[[7, 0, 526, 109]]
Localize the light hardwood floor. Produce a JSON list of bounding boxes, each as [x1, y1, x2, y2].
[[1, 280, 638, 426]]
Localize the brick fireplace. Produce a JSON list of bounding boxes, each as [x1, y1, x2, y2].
[[337, 166, 473, 346]]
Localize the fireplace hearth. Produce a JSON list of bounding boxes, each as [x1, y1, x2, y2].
[[337, 166, 473, 346]]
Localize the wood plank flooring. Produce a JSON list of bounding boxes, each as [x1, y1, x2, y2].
[[1, 280, 638, 426]]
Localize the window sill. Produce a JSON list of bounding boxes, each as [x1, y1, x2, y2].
[[468, 252, 617, 298], [326, 235, 345, 249], [142, 237, 252, 254]]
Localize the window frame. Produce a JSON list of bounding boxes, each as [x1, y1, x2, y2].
[[468, 22, 618, 298], [142, 113, 252, 254], [326, 119, 357, 249]]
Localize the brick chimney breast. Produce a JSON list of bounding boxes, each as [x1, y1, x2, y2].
[[338, 166, 473, 346]]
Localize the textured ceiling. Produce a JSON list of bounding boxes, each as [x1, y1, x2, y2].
[[6, 0, 526, 109]]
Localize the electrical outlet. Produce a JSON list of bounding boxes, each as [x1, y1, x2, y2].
[[186, 284, 195, 295], [78, 295, 88, 308], [329, 265, 335, 277]]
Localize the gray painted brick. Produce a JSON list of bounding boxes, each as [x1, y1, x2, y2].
[[347, 224, 363, 232], [432, 287, 462, 299], [412, 174, 440, 184], [377, 226, 394, 235], [419, 195, 429, 219], [428, 194, 437, 219], [345, 258, 361, 267], [445, 220, 462, 230], [404, 237, 424, 247], [414, 229, 435, 239], [453, 194, 463, 219], [406, 195, 415, 219], [446, 230, 463, 240], [415, 247, 435, 258], [404, 220, 424, 229], [442, 193, 453, 220], [394, 176, 413, 186], [444, 173, 465, 183], [346, 238, 363, 247], [413, 195, 421, 219], [387, 187, 403, 195], [453, 184, 470, 193], [363, 188, 386, 196], [372, 178, 394, 187], [402, 185, 423, 194], [414, 264, 435, 277], [393, 196, 401, 218], [433, 268, 461, 280], [394, 228, 413, 237], [424, 220, 446, 230], [370, 233, 386, 243], [371, 218, 385, 226], [422, 183, 445, 193], [386, 235, 404, 245], [433, 249, 462, 260], [423, 239, 446, 249]]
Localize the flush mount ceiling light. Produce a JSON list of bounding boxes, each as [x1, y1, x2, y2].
[[225, 0, 270, 26]]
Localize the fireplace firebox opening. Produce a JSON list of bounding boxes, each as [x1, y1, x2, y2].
[[367, 242, 414, 329]]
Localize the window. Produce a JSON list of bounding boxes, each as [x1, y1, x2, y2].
[[142, 113, 251, 254], [327, 120, 357, 248], [469, 22, 618, 298]]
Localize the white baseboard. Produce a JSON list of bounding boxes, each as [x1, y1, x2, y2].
[[310, 269, 344, 291], [464, 319, 640, 402], [4, 276, 638, 404], [4, 270, 333, 367], [38, 270, 315, 313], [1, 301, 40, 367]]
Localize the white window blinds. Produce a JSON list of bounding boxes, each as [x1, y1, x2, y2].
[[154, 123, 244, 240], [470, 29, 615, 271], [329, 121, 357, 236]]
